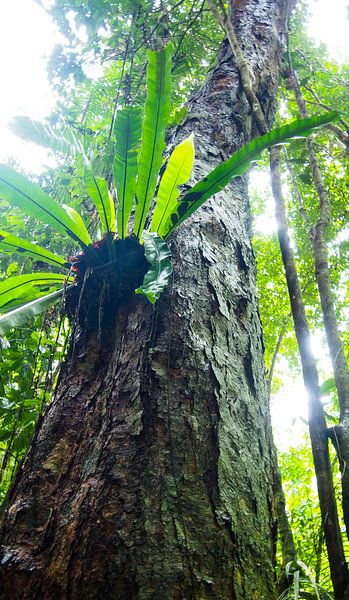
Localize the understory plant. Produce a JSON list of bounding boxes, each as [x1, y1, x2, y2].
[[0, 44, 338, 335], [278, 560, 334, 599]]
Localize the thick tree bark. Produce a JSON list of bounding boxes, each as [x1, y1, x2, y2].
[[1, 2, 292, 598], [270, 146, 349, 600]]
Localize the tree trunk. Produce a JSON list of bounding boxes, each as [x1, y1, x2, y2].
[[286, 69, 349, 540], [270, 146, 349, 600], [272, 462, 297, 596], [0, 2, 291, 598]]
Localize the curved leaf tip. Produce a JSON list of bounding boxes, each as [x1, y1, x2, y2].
[[135, 232, 172, 303]]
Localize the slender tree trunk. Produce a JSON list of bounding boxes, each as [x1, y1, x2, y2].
[[270, 146, 349, 600], [273, 462, 297, 596], [286, 70, 349, 538], [267, 312, 290, 395], [1, 2, 292, 598]]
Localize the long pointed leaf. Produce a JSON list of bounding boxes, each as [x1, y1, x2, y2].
[[113, 106, 143, 239], [0, 287, 72, 336], [0, 165, 91, 247], [63, 204, 91, 245], [0, 273, 70, 311], [293, 570, 300, 600], [162, 111, 339, 238], [133, 45, 172, 238], [0, 230, 69, 267], [135, 232, 172, 303], [83, 169, 115, 234], [150, 134, 195, 235], [10, 116, 114, 235], [10, 116, 116, 234], [9, 116, 81, 156]]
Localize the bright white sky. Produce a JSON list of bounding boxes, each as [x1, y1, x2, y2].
[[0, 0, 347, 445], [0, 1, 63, 171]]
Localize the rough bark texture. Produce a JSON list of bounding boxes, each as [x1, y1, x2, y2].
[[270, 146, 349, 600], [1, 2, 291, 598]]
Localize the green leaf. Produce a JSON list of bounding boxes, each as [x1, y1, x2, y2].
[[162, 112, 340, 238], [294, 570, 300, 600], [84, 169, 115, 233], [113, 106, 143, 239], [62, 205, 91, 246], [0, 287, 72, 336], [6, 262, 19, 276], [319, 377, 336, 396], [0, 273, 70, 311], [150, 134, 195, 236], [9, 116, 81, 156], [135, 232, 172, 303], [10, 116, 115, 235], [0, 165, 91, 248], [296, 561, 320, 599], [133, 45, 172, 238], [0, 229, 69, 267]]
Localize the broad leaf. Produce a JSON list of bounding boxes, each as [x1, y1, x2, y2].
[[0, 273, 70, 311], [113, 106, 143, 239], [133, 45, 172, 238], [0, 165, 91, 247], [84, 169, 115, 233], [0, 287, 72, 336], [319, 377, 336, 396], [135, 232, 172, 303], [150, 134, 195, 236], [10, 117, 115, 234], [9, 116, 81, 156], [0, 230, 69, 268], [162, 112, 339, 238], [63, 204, 91, 245]]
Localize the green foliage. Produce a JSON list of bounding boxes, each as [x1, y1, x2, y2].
[[278, 560, 334, 599], [62, 204, 92, 245], [83, 169, 116, 233], [0, 273, 70, 312], [254, 17, 349, 580], [0, 230, 69, 268], [0, 313, 69, 503], [37, 0, 223, 105], [150, 133, 195, 236], [136, 232, 172, 303], [113, 106, 143, 239], [134, 44, 172, 237], [0, 288, 69, 337], [9, 116, 81, 156], [0, 165, 91, 248], [279, 442, 332, 590], [2, 44, 336, 337], [162, 112, 339, 239], [319, 378, 336, 396]]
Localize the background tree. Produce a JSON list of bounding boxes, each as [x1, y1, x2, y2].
[[253, 9, 349, 596]]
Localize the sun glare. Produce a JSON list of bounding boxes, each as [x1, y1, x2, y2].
[[0, 0, 62, 172], [308, 0, 349, 61]]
